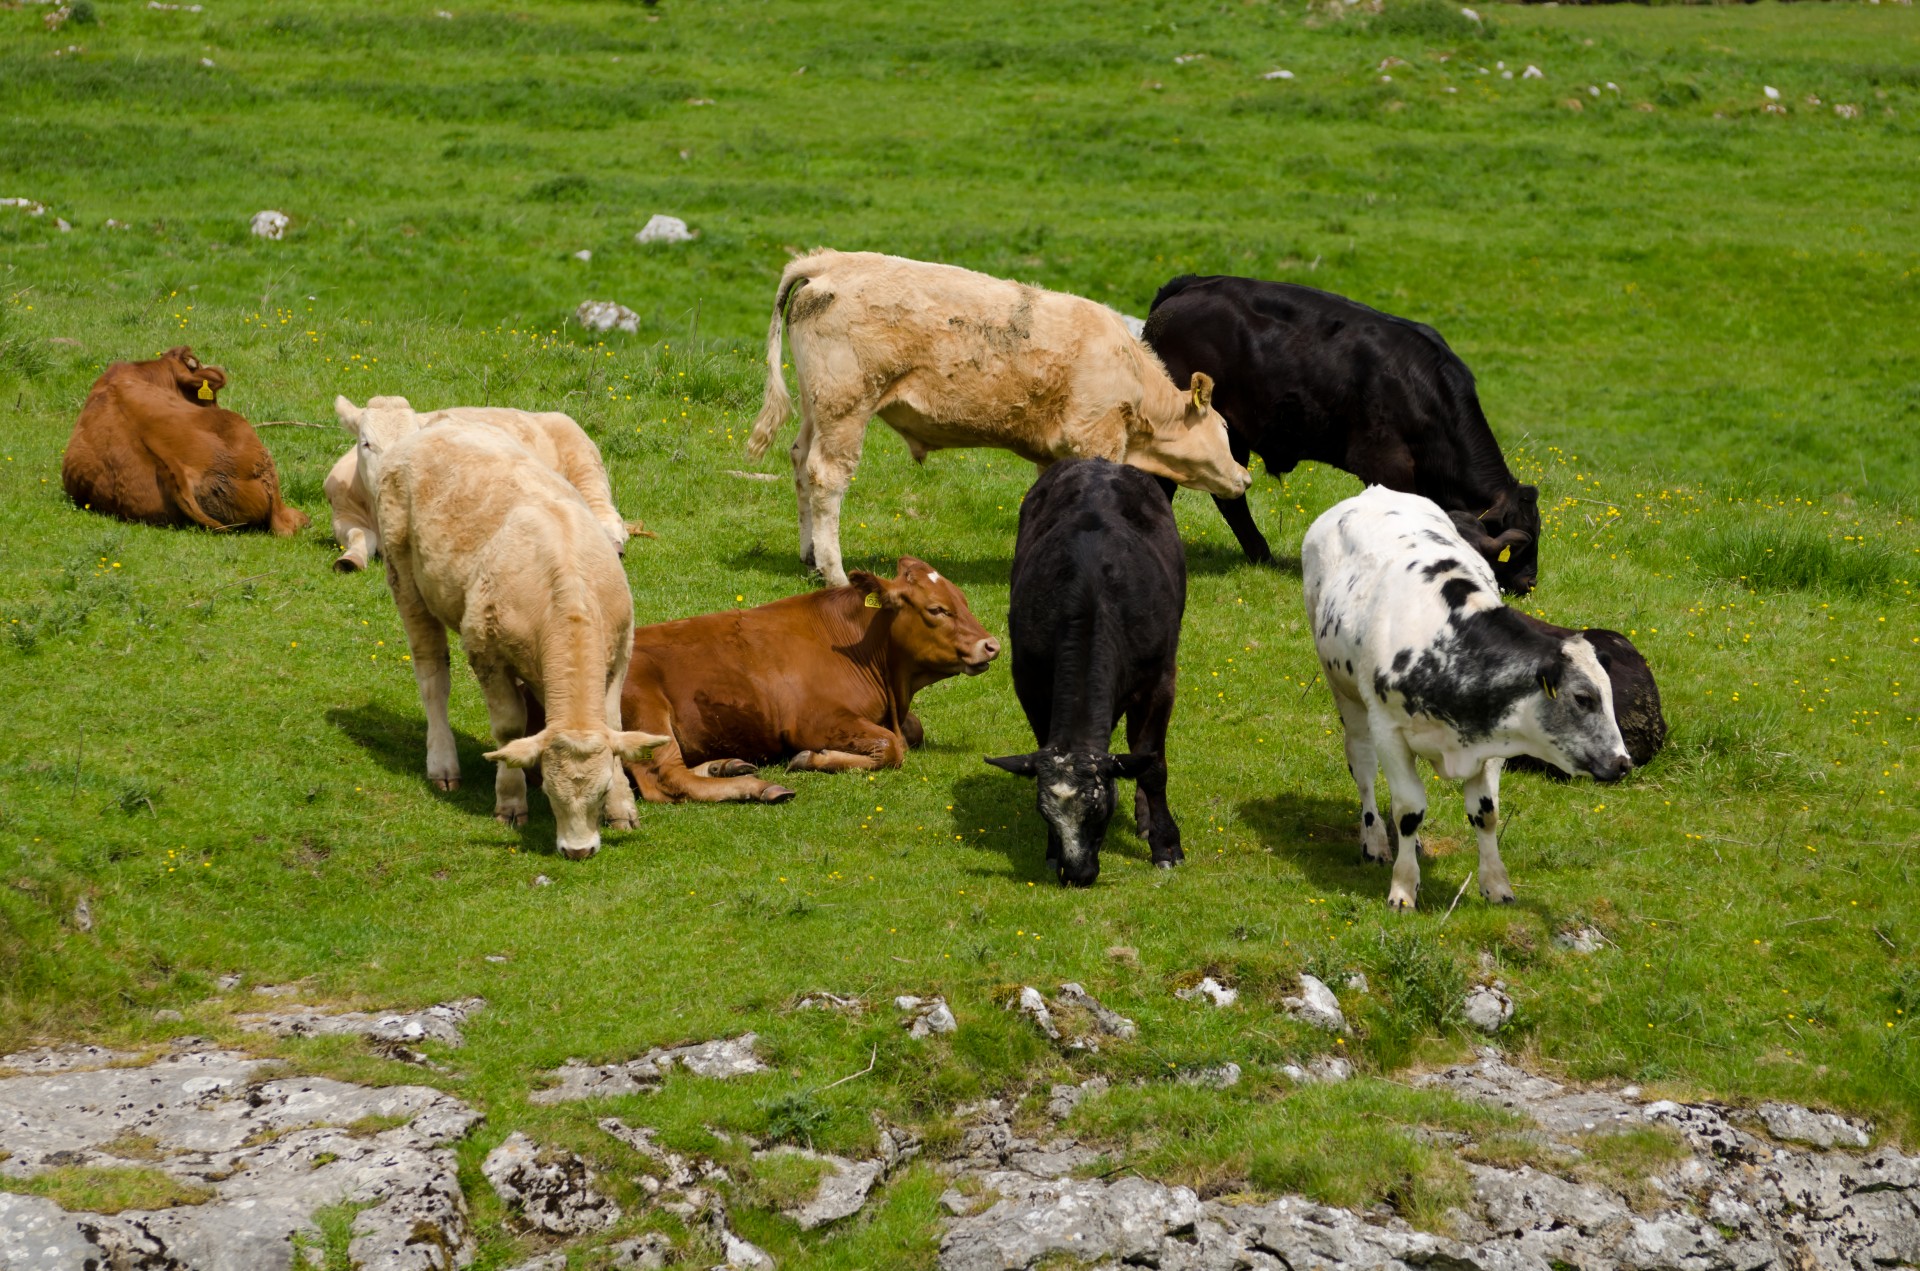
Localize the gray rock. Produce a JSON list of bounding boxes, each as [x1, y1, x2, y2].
[[214, 973, 243, 991], [1553, 926, 1606, 954], [0, 1044, 137, 1074], [1756, 1100, 1871, 1148], [635, 214, 696, 245], [795, 991, 862, 1013], [499, 1255, 566, 1271], [0, 1048, 479, 1270], [235, 996, 484, 1049], [1282, 973, 1347, 1033], [940, 1174, 1203, 1271], [1011, 986, 1059, 1041], [250, 209, 289, 239], [1280, 1055, 1353, 1085], [1178, 1062, 1242, 1089], [1175, 976, 1239, 1008], [482, 1131, 620, 1234], [575, 301, 638, 334], [606, 1232, 673, 1268], [899, 996, 958, 1038], [759, 1145, 889, 1230], [1462, 983, 1514, 1033], [1056, 982, 1136, 1039], [1046, 1075, 1108, 1120], [1345, 971, 1370, 994], [532, 1033, 767, 1103]]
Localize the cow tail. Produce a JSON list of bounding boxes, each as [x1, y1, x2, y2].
[[746, 261, 810, 460]]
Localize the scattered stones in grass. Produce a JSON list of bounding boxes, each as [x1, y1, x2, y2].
[[1177, 1062, 1242, 1089], [795, 990, 863, 1014], [1056, 983, 1136, 1039], [1755, 1101, 1872, 1149], [1281, 973, 1346, 1033], [1279, 1055, 1353, 1085], [531, 1034, 767, 1104], [1010, 987, 1059, 1041], [1174, 976, 1238, 1008], [1553, 926, 1605, 954], [756, 1127, 919, 1231], [896, 996, 958, 1037], [635, 214, 695, 245], [482, 1131, 620, 1235], [1462, 983, 1514, 1033], [575, 301, 638, 334], [1045, 1075, 1108, 1120], [234, 997, 484, 1060], [249, 210, 288, 240], [606, 1233, 673, 1268], [214, 973, 242, 991], [0, 1047, 479, 1269], [1344, 971, 1369, 993]]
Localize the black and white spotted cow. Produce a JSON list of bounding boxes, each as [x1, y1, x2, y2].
[[1300, 487, 1631, 910]]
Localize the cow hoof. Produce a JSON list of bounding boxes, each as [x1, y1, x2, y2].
[[1481, 886, 1516, 905], [714, 759, 758, 778], [332, 556, 363, 574], [786, 751, 813, 772], [604, 814, 638, 831], [761, 785, 797, 804], [495, 810, 527, 828], [432, 777, 461, 792], [1153, 859, 1177, 870], [1388, 890, 1417, 911]]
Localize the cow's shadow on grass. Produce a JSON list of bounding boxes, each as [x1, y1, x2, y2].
[[946, 769, 1157, 885], [1240, 789, 1551, 916], [326, 702, 559, 855]]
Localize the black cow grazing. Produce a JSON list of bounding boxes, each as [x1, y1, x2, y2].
[[1507, 616, 1666, 776], [1142, 274, 1541, 594], [985, 459, 1186, 886]]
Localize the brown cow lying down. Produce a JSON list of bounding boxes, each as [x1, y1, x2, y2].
[[61, 346, 309, 535], [327, 395, 629, 572], [618, 558, 1000, 802], [746, 249, 1252, 586]]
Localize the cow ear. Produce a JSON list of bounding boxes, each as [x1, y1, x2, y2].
[[610, 729, 672, 762], [335, 395, 365, 437], [1595, 649, 1613, 673], [849, 571, 901, 609], [1187, 371, 1214, 414], [985, 753, 1040, 778], [1537, 661, 1564, 700], [484, 733, 547, 769], [1518, 484, 1539, 506], [1105, 752, 1156, 780]]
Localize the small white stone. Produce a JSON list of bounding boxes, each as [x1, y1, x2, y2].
[[1763, 85, 1781, 100], [576, 300, 639, 333], [250, 209, 289, 240], [1282, 974, 1347, 1034], [1262, 68, 1295, 80], [573, 249, 592, 262], [1522, 64, 1544, 79], [1463, 984, 1514, 1033], [635, 214, 695, 245], [533, 874, 553, 887]]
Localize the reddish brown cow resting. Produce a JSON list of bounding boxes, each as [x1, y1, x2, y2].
[[619, 558, 1000, 803], [61, 346, 308, 535]]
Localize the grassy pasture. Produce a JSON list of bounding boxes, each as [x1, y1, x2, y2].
[[2, 0, 1917, 1263]]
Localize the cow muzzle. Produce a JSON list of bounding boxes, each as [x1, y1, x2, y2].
[[557, 832, 602, 861], [1588, 754, 1632, 783], [963, 636, 1001, 675]]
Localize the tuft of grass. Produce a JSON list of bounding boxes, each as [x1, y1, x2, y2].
[[1694, 519, 1898, 596], [291, 1199, 374, 1271], [0, 1165, 215, 1214], [1366, 0, 1495, 43]]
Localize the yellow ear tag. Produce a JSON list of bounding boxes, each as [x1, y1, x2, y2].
[[197, 381, 214, 401], [1541, 678, 1556, 699], [1497, 546, 1512, 563], [863, 591, 882, 609]]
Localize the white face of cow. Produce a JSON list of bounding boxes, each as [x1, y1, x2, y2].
[[487, 727, 665, 860], [336, 395, 423, 494], [1125, 373, 1253, 500], [1525, 638, 1633, 782]]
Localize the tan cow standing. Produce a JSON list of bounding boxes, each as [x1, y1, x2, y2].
[[746, 249, 1252, 586], [327, 396, 628, 572], [363, 422, 665, 860], [62, 347, 309, 536]]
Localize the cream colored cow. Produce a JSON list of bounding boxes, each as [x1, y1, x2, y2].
[[746, 249, 1253, 585], [362, 421, 666, 860], [326, 396, 628, 572]]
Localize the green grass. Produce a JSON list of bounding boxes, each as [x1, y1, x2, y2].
[[0, 1165, 214, 1215], [2, 0, 1917, 1264]]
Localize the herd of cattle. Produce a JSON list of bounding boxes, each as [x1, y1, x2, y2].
[[55, 249, 1666, 906]]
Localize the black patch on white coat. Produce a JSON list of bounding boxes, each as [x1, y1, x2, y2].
[[1383, 606, 1560, 743], [1399, 810, 1423, 837], [1420, 558, 1462, 581], [1440, 577, 1480, 609], [1478, 796, 1494, 813]]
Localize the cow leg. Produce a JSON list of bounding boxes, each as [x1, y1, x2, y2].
[[602, 644, 639, 830], [902, 713, 925, 750], [1126, 676, 1182, 867], [153, 455, 230, 531], [1334, 693, 1390, 865], [790, 411, 816, 569], [474, 661, 530, 827], [1464, 759, 1515, 904], [1214, 434, 1274, 564], [804, 419, 865, 587], [389, 567, 461, 791], [789, 719, 904, 773], [1376, 731, 1428, 911], [646, 740, 794, 803], [334, 526, 373, 573]]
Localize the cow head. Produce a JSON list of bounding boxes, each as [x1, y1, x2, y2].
[[485, 727, 667, 859], [849, 557, 1000, 681], [984, 748, 1155, 886], [1125, 372, 1253, 500], [336, 395, 425, 493], [1450, 485, 1540, 595], [163, 346, 227, 405], [1523, 637, 1632, 782]]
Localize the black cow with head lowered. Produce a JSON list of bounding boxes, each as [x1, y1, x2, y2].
[[1143, 274, 1541, 594], [1506, 616, 1666, 776], [986, 459, 1186, 886]]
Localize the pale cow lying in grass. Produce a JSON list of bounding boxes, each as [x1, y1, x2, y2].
[[745, 248, 1252, 586], [363, 422, 666, 860], [326, 395, 629, 572], [1301, 487, 1631, 910]]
